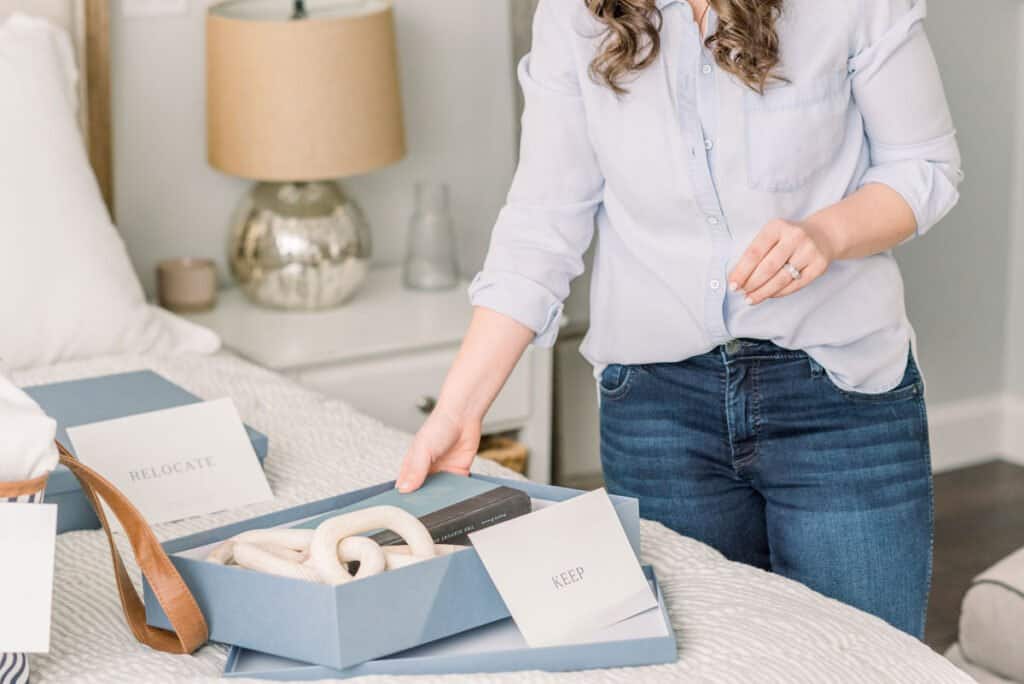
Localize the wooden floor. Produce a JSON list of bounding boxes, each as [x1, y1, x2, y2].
[[562, 460, 1024, 652], [927, 459, 1024, 651]]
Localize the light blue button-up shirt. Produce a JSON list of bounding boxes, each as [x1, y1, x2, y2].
[[469, 0, 962, 393]]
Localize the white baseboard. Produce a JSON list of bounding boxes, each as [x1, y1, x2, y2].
[[1004, 396, 1024, 465], [927, 393, 1024, 472]]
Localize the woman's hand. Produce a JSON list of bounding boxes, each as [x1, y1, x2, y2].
[[728, 219, 836, 305], [392, 307, 534, 494], [396, 405, 482, 493]]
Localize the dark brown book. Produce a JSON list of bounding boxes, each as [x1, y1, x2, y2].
[[370, 485, 532, 547]]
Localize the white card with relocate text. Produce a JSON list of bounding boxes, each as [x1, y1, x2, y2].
[[66, 398, 273, 526], [0, 503, 57, 652], [468, 488, 656, 648]]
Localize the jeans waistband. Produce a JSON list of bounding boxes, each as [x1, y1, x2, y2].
[[717, 338, 808, 360]]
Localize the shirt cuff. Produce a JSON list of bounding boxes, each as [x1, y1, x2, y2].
[[858, 154, 960, 237], [468, 271, 564, 348]]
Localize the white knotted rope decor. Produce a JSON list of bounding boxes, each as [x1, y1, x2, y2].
[[206, 505, 461, 584]]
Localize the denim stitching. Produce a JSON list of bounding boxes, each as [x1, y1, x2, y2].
[[598, 364, 635, 401], [725, 352, 806, 362], [918, 392, 934, 638], [817, 350, 920, 404], [752, 360, 763, 465], [721, 349, 738, 465], [615, 365, 636, 402], [838, 384, 920, 404], [733, 359, 762, 472]]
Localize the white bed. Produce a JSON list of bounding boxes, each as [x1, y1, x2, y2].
[[11, 352, 972, 683]]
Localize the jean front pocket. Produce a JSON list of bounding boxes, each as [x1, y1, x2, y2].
[[744, 70, 851, 192], [598, 364, 636, 401], [812, 352, 924, 405]]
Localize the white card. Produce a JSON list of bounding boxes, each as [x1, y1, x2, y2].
[[468, 489, 656, 648], [0, 503, 57, 652], [66, 398, 273, 526]]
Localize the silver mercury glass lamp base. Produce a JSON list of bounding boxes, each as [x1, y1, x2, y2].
[[228, 180, 371, 310]]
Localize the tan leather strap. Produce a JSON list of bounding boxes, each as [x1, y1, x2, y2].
[[56, 441, 208, 654], [0, 472, 48, 498]]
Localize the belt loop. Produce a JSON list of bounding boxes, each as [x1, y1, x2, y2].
[[807, 356, 824, 378]]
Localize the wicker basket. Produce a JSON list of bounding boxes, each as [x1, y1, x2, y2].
[[478, 435, 528, 475]]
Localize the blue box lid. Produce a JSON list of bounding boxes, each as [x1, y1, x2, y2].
[[23, 370, 269, 496], [223, 566, 677, 680]]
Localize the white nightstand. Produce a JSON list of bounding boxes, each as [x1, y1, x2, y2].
[[185, 267, 553, 483]]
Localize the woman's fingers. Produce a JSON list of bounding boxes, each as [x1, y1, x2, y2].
[[740, 237, 798, 296], [728, 221, 783, 292], [397, 444, 432, 493], [745, 261, 798, 305], [731, 220, 834, 304], [397, 408, 474, 492]]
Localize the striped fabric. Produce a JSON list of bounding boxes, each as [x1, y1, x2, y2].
[[1, 490, 42, 684], [4, 492, 37, 504], [0, 652, 29, 684]]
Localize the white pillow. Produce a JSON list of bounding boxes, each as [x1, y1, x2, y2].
[[0, 14, 219, 370]]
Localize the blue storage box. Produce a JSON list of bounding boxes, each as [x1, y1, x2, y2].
[[223, 566, 676, 679], [145, 475, 641, 671], [23, 371, 269, 533]]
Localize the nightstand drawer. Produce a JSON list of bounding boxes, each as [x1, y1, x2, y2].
[[292, 347, 533, 435]]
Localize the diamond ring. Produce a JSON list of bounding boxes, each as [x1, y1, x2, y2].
[[783, 262, 802, 280]]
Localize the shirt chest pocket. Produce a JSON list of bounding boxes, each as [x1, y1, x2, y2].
[[743, 70, 852, 193]]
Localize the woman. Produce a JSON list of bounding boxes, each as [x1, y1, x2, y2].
[[397, 0, 961, 639]]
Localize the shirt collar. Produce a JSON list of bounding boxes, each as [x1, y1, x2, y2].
[[655, 1, 718, 31]]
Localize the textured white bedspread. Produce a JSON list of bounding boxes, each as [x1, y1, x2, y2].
[[13, 352, 970, 683]]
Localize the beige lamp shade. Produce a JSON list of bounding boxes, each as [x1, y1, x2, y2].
[[206, 0, 406, 181]]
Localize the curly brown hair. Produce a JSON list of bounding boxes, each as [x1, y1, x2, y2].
[[586, 0, 785, 95]]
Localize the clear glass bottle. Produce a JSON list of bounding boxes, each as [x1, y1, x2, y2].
[[403, 182, 459, 291]]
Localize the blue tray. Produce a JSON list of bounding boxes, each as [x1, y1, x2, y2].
[[223, 566, 676, 679]]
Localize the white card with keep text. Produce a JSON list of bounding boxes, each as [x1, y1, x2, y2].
[[468, 488, 656, 648], [66, 398, 273, 526], [0, 503, 57, 652]]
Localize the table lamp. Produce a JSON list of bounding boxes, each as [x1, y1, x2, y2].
[[206, 0, 406, 309]]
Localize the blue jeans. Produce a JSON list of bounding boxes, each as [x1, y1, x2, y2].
[[599, 339, 933, 638]]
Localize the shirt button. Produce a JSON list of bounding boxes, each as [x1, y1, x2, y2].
[[710, 279, 721, 290], [702, 64, 712, 75], [704, 139, 714, 151], [707, 216, 719, 226]]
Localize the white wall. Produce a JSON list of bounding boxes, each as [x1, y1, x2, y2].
[[898, 0, 1017, 405], [110, 0, 518, 294], [1002, 2, 1024, 458], [1009, 8, 1024, 394], [912, 0, 1024, 468]]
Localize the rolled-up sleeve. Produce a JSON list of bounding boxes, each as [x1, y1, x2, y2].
[[850, 0, 963, 236], [468, 0, 603, 347]]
